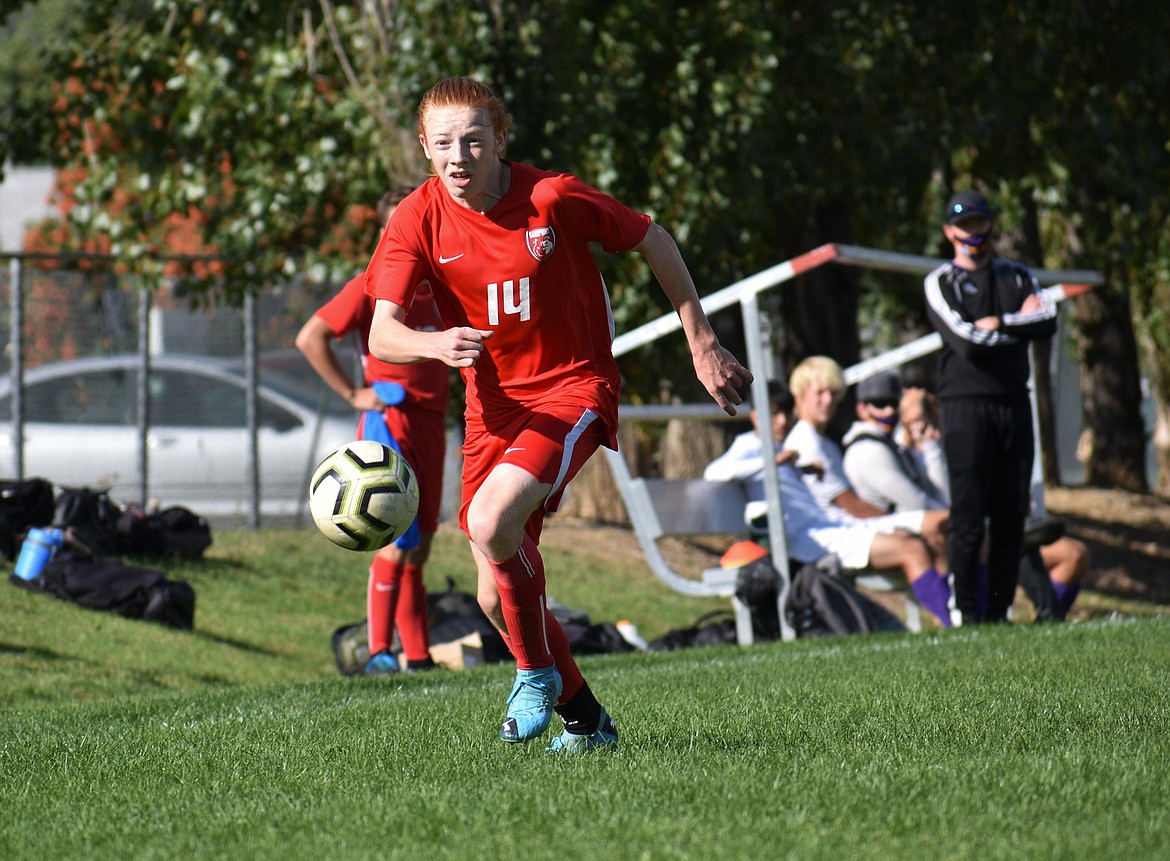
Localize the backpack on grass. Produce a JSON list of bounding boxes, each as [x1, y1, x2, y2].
[[53, 486, 212, 560], [647, 610, 738, 651], [785, 554, 906, 638], [115, 505, 213, 559], [733, 555, 784, 641], [52, 486, 123, 556], [11, 549, 195, 630], [0, 477, 56, 561]]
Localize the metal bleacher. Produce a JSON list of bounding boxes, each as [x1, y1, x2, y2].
[[606, 243, 1104, 643]]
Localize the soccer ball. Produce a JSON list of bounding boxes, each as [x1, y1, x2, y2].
[[308, 440, 419, 551]]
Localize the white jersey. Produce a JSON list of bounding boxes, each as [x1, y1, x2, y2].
[[704, 430, 912, 567], [783, 419, 852, 515]]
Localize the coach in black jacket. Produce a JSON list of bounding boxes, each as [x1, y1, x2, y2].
[[924, 189, 1058, 625]]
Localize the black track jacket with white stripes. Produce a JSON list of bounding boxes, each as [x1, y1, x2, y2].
[[924, 259, 1057, 400]]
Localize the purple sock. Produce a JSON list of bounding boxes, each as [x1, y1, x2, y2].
[[975, 564, 988, 616], [911, 569, 953, 628], [1052, 581, 1081, 614]]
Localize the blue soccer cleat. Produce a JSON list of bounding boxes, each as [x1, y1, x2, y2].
[[364, 649, 401, 675], [547, 707, 619, 754], [499, 665, 562, 743]]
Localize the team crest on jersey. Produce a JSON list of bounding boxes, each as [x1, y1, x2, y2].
[[526, 226, 556, 262]]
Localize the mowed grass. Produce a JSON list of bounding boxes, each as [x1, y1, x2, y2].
[[2, 524, 1170, 860]]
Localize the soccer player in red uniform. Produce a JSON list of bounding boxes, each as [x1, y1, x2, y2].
[[297, 187, 450, 673], [365, 77, 751, 752]]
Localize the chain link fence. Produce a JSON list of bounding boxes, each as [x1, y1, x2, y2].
[[1, 253, 362, 528]]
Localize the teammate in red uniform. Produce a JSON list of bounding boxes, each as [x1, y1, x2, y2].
[[364, 77, 751, 753], [297, 187, 450, 674]]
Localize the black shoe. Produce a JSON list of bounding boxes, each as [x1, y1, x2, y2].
[[1022, 516, 1066, 550], [404, 656, 438, 672]]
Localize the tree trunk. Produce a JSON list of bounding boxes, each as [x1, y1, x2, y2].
[[1141, 340, 1170, 496], [1069, 284, 1148, 491], [660, 419, 728, 479], [1063, 180, 1149, 491], [1153, 396, 1170, 496]]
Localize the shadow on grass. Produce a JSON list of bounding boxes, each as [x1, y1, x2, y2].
[[187, 628, 281, 656], [0, 640, 63, 660], [1060, 511, 1170, 604]]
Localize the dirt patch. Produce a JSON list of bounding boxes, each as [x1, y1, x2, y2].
[[1046, 486, 1170, 606]]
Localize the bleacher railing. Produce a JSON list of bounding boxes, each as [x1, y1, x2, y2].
[[607, 243, 1103, 641]]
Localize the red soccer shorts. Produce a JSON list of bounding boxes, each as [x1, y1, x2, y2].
[[459, 404, 609, 543]]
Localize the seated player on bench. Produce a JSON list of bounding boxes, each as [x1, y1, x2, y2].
[[703, 381, 955, 628]]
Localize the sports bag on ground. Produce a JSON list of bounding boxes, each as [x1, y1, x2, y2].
[[52, 486, 123, 556], [115, 505, 213, 559], [647, 610, 738, 651], [733, 556, 784, 641], [0, 477, 56, 561], [12, 549, 195, 630], [785, 554, 906, 638]]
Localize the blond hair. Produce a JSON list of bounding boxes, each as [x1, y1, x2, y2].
[[788, 355, 845, 401], [416, 76, 512, 143]]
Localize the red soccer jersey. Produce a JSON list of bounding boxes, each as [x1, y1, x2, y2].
[[314, 273, 449, 414], [363, 162, 651, 429]]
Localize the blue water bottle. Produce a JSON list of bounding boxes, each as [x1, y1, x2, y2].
[[13, 527, 65, 581]]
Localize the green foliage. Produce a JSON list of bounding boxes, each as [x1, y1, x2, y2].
[[0, 0, 83, 168], [47, 0, 392, 300]]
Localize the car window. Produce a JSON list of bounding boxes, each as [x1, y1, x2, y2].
[[150, 369, 301, 432], [25, 368, 137, 425], [230, 354, 354, 420]]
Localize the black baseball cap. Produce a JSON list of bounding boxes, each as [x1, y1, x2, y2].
[[857, 372, 902, 405], [945, 190, 993, 225]]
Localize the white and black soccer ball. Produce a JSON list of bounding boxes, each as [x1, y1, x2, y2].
[[308, 440, 419, 552]]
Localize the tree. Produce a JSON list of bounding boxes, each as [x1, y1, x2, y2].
[[9, 0, 1165, 492], [0, 0, 84, 171], [42, 0, 397, 302]]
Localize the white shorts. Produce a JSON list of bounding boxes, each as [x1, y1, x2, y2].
[[869, 510, 926, 534], [806, 523, 883, 569], [805, 510, 925, 570]]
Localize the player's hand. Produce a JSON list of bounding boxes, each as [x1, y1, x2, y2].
[[693, 344, 752, 416], [1020, 293, 1044, 313], [437, 327, 494, 368], [776, 449, 800, 467], [349, 386, 386, 412], [799, 460, 825, 479], [974, 315, 1000, 331]]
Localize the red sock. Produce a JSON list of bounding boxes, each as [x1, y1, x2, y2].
[[367, 555, 403, 654], [544, 606, 583, 705], [395, 563, 430, 663], [491, 535, 583, 701], [491, 535, 553, 669]]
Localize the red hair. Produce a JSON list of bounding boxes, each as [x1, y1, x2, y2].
[[416, 76, 512, 141]]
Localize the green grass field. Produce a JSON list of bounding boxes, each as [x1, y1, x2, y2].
[[3, 525, 1169, 860]]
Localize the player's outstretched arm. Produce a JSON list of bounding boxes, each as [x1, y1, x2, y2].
[[634, 222, 752, 415], [369, 299, 493, 368], [295, 315, 383, 411]]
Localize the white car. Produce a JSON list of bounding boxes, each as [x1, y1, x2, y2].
[[0, 353, 362, 521]]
